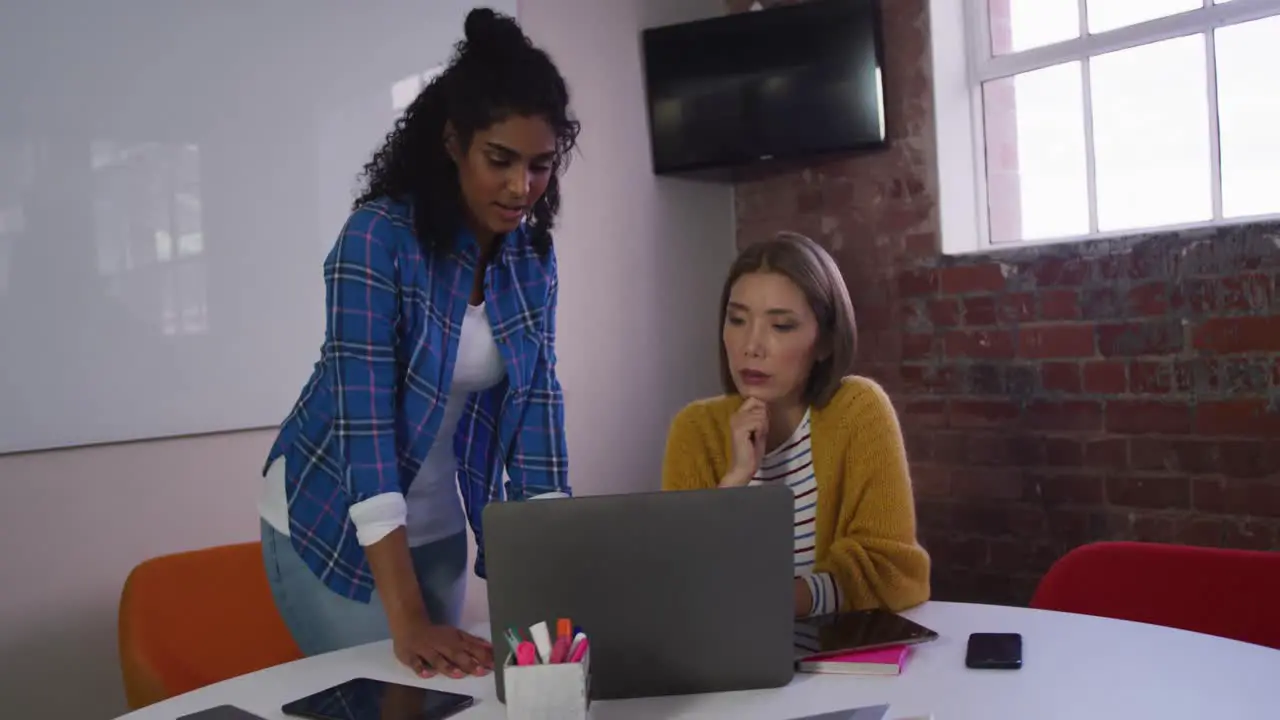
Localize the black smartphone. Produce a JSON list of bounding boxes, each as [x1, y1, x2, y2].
[[281, 678, 474, 720], [965, 632, 1022, 670]]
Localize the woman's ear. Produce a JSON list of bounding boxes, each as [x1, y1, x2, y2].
[[816, 335, 834, 363], [442, 122, 461, 163]]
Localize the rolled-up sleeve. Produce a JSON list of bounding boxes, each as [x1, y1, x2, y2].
[[324, 208, 404, 508], [817, 380, 930, 612], [505, 253, 570, 499]]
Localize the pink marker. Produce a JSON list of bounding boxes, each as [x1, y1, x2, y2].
[[549, 635, 571, 663], [566, 632, 586, 659], [516, 641, 537, 666], [568, 637, 590, 663]]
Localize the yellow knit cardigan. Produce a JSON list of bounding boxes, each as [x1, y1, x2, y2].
[[661, 376, 931, 613]]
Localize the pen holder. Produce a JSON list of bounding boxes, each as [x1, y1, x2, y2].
[[502, 648, 592, 720]]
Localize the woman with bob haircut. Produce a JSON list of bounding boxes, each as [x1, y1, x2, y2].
[[662, 232, 930, 617]]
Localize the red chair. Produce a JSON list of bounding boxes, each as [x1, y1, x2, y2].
[[1031, 541, 1280, 649]]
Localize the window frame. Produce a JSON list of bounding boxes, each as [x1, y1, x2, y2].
[[930, 0, 1280, 255]]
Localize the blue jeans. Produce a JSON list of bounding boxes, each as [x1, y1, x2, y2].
[[260, 519, 468, 656]]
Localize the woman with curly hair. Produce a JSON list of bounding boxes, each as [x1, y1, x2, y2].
[[257, 8, 579, 679]]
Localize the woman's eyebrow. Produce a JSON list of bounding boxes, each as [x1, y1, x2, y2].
[[484, 141, 555, 163], [727, 300, 798, 316]]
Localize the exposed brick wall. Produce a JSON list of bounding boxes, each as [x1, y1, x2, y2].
[[726, 0, 1280, 606], [904, 229, 1280, 604]]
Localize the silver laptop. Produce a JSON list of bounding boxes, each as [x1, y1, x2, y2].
[[484, 484, 795, 701]]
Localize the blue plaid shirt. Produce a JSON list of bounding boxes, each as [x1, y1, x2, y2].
[[265, 198, 569, 602]]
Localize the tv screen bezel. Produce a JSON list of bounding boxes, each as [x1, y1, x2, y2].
[[640, 0, 888, 176]]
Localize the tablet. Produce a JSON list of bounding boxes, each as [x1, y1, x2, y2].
[[794, 609, 939, 660], [787, 705, 890, 720], [281, 678, 474, 720], [178, 707, 269, 720]]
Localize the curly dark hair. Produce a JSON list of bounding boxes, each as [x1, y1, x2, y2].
[[354, 7, 579, 256]]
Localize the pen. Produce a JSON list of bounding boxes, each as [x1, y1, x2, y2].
[[529, 621, 553, 664], [557, 618, 572, 641], [568, 637, 590, 663], [566, 632, 586, 660], [504, 628, 523, 658]]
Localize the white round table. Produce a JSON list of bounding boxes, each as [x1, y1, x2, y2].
[[117, 601, 1280, 719]]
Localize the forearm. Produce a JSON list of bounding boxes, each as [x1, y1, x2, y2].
[[794, 578, 811, 617], [505, 368, 570, 499], [365, 527, 430, 629], [828, 378, 931, 611], [822, 539, 931, 612], [660, 406, 721, 491]]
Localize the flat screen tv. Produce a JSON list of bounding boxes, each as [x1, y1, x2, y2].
[[642, 0, 886, 176]]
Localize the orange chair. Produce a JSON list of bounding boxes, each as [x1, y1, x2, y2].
[[118, 542, 303, 709], [1031, 541, 1280, 649]]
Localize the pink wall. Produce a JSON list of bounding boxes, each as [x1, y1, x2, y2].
[[0, 430, 496, 719], [0, 430, 273, 717]]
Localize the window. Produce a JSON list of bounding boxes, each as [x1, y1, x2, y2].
[[391, 66, 445, 112], [91, 141, 208, 336], [0, 139, 37, 296], [930, 0, 1280, 253]]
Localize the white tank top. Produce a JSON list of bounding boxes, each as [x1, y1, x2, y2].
[[258, 303, 506, 547]]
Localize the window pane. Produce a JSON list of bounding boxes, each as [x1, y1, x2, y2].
[[990, 0, 1080, 54], [1086, 0, 1202, 34], [1216, 15, 1280, 218], [983, 63, 1089, 243], [1090, 35, 1211, 231]]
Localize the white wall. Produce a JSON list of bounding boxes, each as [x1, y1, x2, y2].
[[519, 0, 736, 498], [0, 0, 734, 718], [0, 2, 496, 455]]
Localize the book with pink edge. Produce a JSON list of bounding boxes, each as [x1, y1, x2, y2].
[[796, 644, 911, 675]]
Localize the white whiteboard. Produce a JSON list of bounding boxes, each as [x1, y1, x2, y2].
[[0, 1, 516, 454]]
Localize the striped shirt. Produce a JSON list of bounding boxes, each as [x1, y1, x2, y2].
[[750, 410, 842, 617]]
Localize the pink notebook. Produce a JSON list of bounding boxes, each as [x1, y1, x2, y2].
[[796, 644, 911, 675]]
